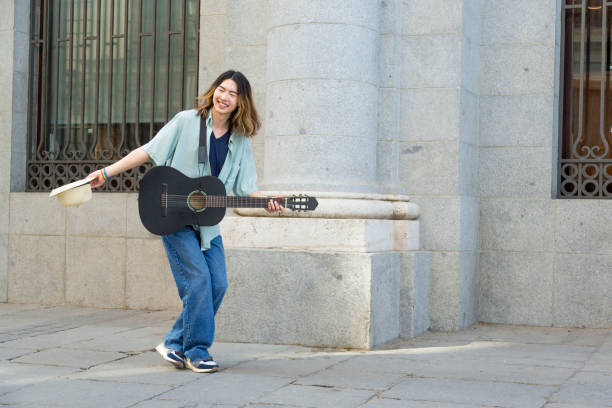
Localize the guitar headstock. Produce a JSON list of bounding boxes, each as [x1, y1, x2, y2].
[[285, 195, 318, 212]]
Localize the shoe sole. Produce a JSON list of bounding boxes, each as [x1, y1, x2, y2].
[[155, 342, 185, 369], [185, 359, 219, 373]]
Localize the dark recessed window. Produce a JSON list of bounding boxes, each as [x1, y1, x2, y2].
[[27, 0, 200, 192], [559, 0, 612, 197]]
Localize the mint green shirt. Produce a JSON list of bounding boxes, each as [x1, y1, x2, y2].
[[142, 109, 259, 250]]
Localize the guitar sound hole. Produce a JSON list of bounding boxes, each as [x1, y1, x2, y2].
[[188, 191, 207, 211]]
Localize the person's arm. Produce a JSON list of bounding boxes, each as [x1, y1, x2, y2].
[[87, 147, 150, 188]]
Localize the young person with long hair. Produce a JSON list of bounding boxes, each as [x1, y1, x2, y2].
[[87, 70, 282, 373]]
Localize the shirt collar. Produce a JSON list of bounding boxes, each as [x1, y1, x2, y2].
[[206, 110, 234, 145]]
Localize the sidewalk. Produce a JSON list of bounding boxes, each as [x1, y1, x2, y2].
[[0, 304, 610, 408]]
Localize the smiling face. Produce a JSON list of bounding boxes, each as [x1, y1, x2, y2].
[[212, 79, 239, 116]]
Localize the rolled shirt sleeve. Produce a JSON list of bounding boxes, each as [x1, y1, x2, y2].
[[141, 112, 183, 166]]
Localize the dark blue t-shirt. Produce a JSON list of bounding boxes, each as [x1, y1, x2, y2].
[[209, 130, 230, 177]]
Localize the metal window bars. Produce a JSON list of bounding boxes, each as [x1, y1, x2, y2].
[[559, 0, 612, 197], [26, 0, 200, 192]]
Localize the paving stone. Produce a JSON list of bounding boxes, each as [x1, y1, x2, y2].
[[158, 373, 292, 405], [208, 342, 296, 368], [12, 347, 126, 369], [551, 383, 612, 406], [65, 325, 168, 353], [411, 358, 575, 385], [568, 371, 612, 386], [0, 347, 33, 361], [382, 377, 556, 407], [0, 325, 130, 350], [0, 378, 171, 408], [131, 400, 227, 408], [256, 384, 375, 408], [362, 398, 484, 408], [68, 351, 197, 386], [225, 354, 348, 378], [295, 368, 407, 391], [0, 361, 78, 396]]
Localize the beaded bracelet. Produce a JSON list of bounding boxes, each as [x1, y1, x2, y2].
[[101, 168, 109, 181]]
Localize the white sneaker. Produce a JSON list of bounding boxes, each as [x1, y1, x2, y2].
[[185, 357, 219, 373], [155, 342, 185, 369]]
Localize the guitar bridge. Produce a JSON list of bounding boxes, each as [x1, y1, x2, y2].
[[161, 183, 168, 217]]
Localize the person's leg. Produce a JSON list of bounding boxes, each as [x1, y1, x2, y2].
[[204, 235, 228, 315], [161, 227, 215, 361]]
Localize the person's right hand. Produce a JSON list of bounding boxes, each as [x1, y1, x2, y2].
[[87, 169, 106, 188]]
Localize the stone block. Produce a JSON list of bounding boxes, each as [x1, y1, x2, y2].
[[458, 142, 478, 197], [0, 0, 13, 30], [9, 193, 65, 235], [370, 252, 400, 345], [480, 95, 554, 147], [376, 139, 398, 191], [480, 198, 554, 252], [221, 217, 413, 253], [66, 193, 127, 237], [263, 135, 377, 192], [267, 23, 378, 85], [199, 15, 227, 65], [267, 0, 378, 30], [0, 192, 7, 234], [428, 251, 459, 331], [379, 33, 400, 88], [0, 149, 9, 193], [378, 87, 398, 141], [459, 196, 479, 252], [8, 235, 65, 305], [9, 150, 25, 192], [380, 0, 400, 35], [266, 79, 378, 139], [554, 253, 612, 328], [65, 237, 126, 308], [10, 111, 26, 153], [227, 0, 267, 45], [481, 0, 556, 45], [458, 250, 478, 328], [216, 249, 401, 348], [0, 31, 13, 75], [203, 0, 226, 15], [0, 111, 10, 152], [126, 193, 155, 238], [410, 196, 460, 251], [478, 147, 552, 198], [461, 36, 480, 95], [555, 200, 612, 254], [401, 34, 461, 89], [462, 0, 481, 43], [479, 251, 553, 326], [480, 44, 555, 96], [400, 251, 430, 337], [126, 238, 181, 311], [0, 234, 6, 302], [400, 88, 460, 142], [459, 88, 478, 145], [227, 45, 266, 90], [401, 0, 461, 35], [399, 141, 459, 196]]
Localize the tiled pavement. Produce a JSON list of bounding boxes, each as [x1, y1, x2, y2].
[[0, 303, 611, 407]]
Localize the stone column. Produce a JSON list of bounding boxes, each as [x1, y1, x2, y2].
[[262, 0, 380, 193]]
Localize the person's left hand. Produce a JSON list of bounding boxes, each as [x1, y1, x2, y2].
[[266, 197, 284, 213]]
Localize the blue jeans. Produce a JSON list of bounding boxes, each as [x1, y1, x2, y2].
[[161, 227, 227, 361]]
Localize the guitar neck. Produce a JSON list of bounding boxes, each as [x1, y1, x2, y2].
[[205, 196, 284, 209]]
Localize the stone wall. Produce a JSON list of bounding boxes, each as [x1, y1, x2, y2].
[[477, 0, 612, 328]]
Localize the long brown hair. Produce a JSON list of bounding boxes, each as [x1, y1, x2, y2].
[[196, 70, 261, 137]]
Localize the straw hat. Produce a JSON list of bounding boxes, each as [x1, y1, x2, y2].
[[49, 177, 95, 207]]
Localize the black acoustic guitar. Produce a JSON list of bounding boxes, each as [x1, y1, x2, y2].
[[138, 166, 318, 235]]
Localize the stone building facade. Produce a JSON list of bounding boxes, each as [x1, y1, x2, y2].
[[1, 0, 610, 348]]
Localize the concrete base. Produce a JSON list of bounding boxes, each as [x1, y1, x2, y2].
[[216, 249, 402, 349]]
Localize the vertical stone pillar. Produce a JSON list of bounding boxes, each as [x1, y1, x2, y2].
[[263, 0, 380, 193]]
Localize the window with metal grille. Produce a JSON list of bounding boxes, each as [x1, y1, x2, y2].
[[559, 0, 612, 197], [27, 0, 200, 192]]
